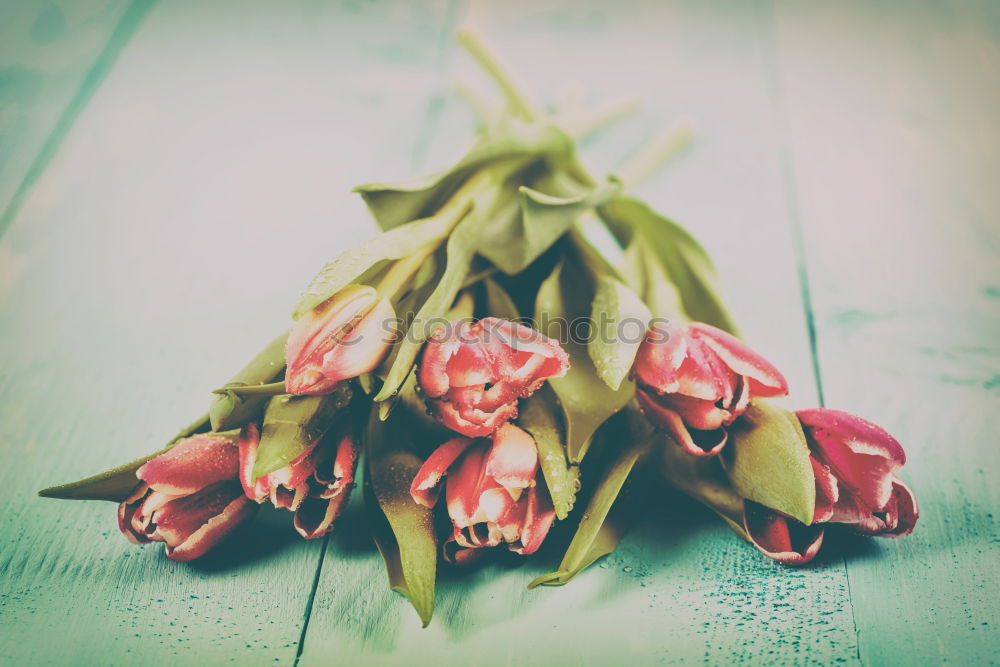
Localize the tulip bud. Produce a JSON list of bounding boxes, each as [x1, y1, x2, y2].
[[117, 434, 257, 561], [736, 407, 918, 565], [417, 318, 569, 437], [409, 423, 556, 561], [238, 419, 358, 539], [286, 285, 396, 396], [635, 321, 788, 456]]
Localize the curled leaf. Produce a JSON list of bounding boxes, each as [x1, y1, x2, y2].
[[209, 332, 288, 431], [721, 401, 815, 525], [356, 119, 572, 231], [251, 385, 352, 480], [518, 387, 578, 520], [535, 260, 633, 463], [588, 276, 651, 390], [294, 214, 455, 320], [37, 414, 213, 502], [529, 418, 650, 588], [600, 196, 738, 334], [365, 413, 437, 626]]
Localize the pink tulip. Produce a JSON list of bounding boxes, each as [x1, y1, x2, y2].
[[118, 434, 257, 562], [635, 321, 788, 456], [744, 409, 918, 565], [237, 420, 358, 539], [418, 318, 569, 437], [286, 285, 396, 396], [409, 423, 556, 562]]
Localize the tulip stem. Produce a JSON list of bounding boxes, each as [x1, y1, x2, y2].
[[615, 116, 696, 190], [211, 381, 287, 398], [458, 28, 540, 122], [374, 240, 441, 301]]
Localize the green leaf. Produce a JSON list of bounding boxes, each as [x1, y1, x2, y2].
[[365, 413, 437, 626], [599, 196, 739, 334], [619, 234, 684, 320], [588, 275, 652, 390], [721, 401, 815, 525], [652, 410, 747, 539], [373, 172, 506, 404], [293, 213, 454, 320], [251, 385, 352, 479], [534, 260, 634, 463], [37, 413, 213, 502], [473, 177, 622, 276], [482, 277, 521, 320], [209, 332, 288, 431], [517, 387, 578, 520], [529, 424, 649, 588], [355, 119, 572, 231]]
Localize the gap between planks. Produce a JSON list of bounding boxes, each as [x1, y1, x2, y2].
[[292, 1, 468, 662]]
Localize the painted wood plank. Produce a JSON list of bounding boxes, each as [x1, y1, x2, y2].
[[300, 1, 861, 664], [0, 0, 140, 237], [0, 1, 455, 664], [771, 1, 1000, 664]]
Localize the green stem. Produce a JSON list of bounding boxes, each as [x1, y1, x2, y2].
[[212, 381, 287, 397], [458, 28, 540, 122], [615, 116, 696, 190]]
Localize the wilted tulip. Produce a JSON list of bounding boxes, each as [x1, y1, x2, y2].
[[238, 420, 358, 539], [743, 409, 918, 565], [418, 318, 569, 437], [286, 285, 396, 396], [118, 434, 257, 562], [410, 422, 556, 562], [635, 321, 788, 456]]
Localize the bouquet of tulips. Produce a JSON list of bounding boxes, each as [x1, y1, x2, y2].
[[40, 31, 917, 626]]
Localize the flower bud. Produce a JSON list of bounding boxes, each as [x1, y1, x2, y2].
[[286, 285, 396, 396]]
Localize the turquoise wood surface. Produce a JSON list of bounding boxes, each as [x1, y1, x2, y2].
[[1, 1, 997, 665]]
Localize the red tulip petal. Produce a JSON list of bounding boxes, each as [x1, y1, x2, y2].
[[237, 423, 269, 502], [674, 339, 733, 402], [480, 317, 569, 383], [293, 489, 351, 539], [316, 424, 359, 500], [429, 399, 518, 438], [690, 323, 789, 397], [797, 409, 905, 511], [165, 492, 257, 562], [117, 484, 151, 544], [410, 437, 476, 507], [743, 501, 824, 566], [485, 423, 538, 495], [636, 389, 727, 456], [286, 286, 384, 394], [633, 321, 688, 393], [811, 457, 839, 524], [883, 478, 918, 537], [511, 482, 556, 555], [478, 487, 516, 524], [137, 434, 240, 495], [654, 392, 732, 431], [418, 323, 467, 398]]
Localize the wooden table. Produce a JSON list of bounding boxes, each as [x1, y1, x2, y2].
[[2, 1, 997, 664]]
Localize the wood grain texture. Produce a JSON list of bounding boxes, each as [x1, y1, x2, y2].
[[0, 0, 455, 664], [301, 1, 861, 664], [2, 0, 997, 665], [771, 1, 1000, 663]]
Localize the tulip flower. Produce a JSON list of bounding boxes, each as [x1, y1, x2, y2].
[[410, 422, 556, 562], [634, 320, 788, 456], [237, 420, 358, 539], [286, 285, 396, 396], [418, 318, 570, 437], [742, 409, 918, 565], [118, 434, 257, 562]]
